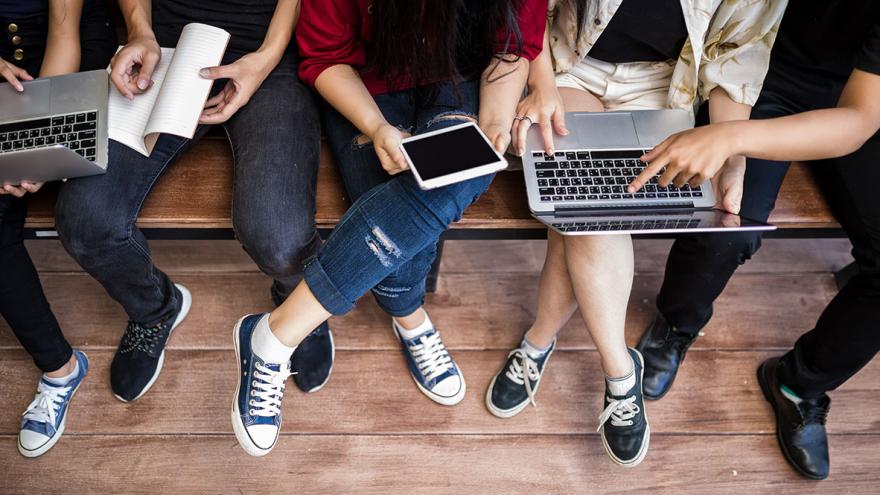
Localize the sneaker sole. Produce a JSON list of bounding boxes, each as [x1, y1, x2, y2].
[[756, 361, 827, 481], [18, 352, 89, 458], [600, 350, 650, 468], [231, 315, 277, 457], [392, 322, 466, 406], [300, 329, 336, 394], [114, 284, 192, 403], [485, 346, 555, 419]]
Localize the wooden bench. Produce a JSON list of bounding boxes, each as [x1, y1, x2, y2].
[[23, 137, 843, 289]]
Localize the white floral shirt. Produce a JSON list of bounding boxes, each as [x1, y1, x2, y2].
[[547, 0, 788, 110]]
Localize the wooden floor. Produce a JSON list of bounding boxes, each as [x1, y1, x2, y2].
[[1, 238, 878, 494]]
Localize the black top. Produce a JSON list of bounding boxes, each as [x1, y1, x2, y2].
[[773, 0, 880, 79], [152, 0, 293, 58], [0, 1, 48, 18], [588, 0, 688, 64]]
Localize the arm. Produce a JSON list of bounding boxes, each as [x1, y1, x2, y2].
[[40, 0, 84, 77], [480, 56, 531, 153], [110, 0, 160, 99], [314, 64, 409, 174], [629, 70, 880, 198], [510, 18, 569, 156], [200, 0, 300, 123]]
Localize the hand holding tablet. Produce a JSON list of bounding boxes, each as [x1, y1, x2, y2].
[[400, 122, 508, 190]]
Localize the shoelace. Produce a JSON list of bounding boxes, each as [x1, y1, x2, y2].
[[597, 395, 640, 431], [119, 321, 165, 355], [799, 401, 830, 427], [409, 332, 454, 381], [248, 362, 292, 417], [504, 349, 541, 408], [22, 381, 71, 426]]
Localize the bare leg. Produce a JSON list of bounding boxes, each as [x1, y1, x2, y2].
[[268, 282, 331, 348], [527, 87, 632, 378], [44, 354, 78, 378]]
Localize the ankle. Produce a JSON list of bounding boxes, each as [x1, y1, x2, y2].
[[524, 327, 557, 350], [44, 354, 78, 379], [393, 308, 427, 331], [602, 351, 634, 379]]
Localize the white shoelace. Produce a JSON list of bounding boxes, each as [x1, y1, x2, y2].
[[22, 381, 71, 426], [248, 362, 291, 417], [504, 349, 541, 407], [597, 395, 640, 431], [409, 332, 454, 381]]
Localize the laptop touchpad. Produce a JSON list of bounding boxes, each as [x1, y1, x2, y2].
[[574, 113, 639, 147], [0, 79, 51, 120]]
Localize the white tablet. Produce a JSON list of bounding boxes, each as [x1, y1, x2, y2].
[[400, 122, 508, 190]]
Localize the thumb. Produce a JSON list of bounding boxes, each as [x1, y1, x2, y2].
[[551, 108, 569, 136], [137, 51, 161, 90], [722, 182, 743, 215], [200, 64, 236, 80]]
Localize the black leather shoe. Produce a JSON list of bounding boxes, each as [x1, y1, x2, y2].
[[757, 357, 830, 480], [635, 313, 699, 400], [291, 322, 335, 393], [599, 348, 650, 467]]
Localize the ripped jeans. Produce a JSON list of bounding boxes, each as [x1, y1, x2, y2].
[[306, 80, 491, 316]]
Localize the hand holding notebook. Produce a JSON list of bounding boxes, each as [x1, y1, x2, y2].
[[107, 23, 230, 157]]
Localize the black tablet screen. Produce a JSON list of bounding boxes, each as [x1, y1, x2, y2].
[[402, 125, 500, 181]]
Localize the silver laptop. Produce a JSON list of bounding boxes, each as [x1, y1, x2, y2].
[[522, 110, 775, 235], [0, 70, 109, 185]]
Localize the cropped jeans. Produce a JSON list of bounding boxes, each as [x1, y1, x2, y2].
[[306, 80, 491, 316]]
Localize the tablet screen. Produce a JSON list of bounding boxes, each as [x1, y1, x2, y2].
[[402, 125, 501, 181]]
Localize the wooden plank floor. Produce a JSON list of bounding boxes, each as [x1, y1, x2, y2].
[[2, 239, 879, 494]]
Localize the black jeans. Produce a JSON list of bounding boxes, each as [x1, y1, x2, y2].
[[0, 2, 115, 372], [56, 52, 322, 325], [657, 58, 880, 398]]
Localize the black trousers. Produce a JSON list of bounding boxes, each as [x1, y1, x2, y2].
[[0, 2, 116, 372], [656, 58, 880, 398]]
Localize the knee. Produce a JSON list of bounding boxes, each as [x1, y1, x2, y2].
[[234, 216, 318, 277], [693, 232, 763, 266], [55, 190, 130, 264]]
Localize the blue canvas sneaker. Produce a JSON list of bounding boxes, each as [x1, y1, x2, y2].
[[19, 350, 89, 458], [231, 314, 291, 457], [392, 322, 465, 406]]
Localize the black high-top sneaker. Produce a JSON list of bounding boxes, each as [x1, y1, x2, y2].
[[636, 313, 700, 400], [757, 357, 831, 480], [290, 322, 335, 393], [598, 348, 650, 467]]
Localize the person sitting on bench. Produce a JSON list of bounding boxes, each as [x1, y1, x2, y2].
[[53, 0, 333, 403], [228, 0, 547, 457], [629, 1, 880, 480], [0, 0, 116, 457]]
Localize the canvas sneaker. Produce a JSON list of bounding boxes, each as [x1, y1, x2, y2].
[[19, 350, 89, 458], [598, 348, 650, 467], [393, 322, 465, 406], [486, 339, 556, 418], [231, 314, 292, 457]]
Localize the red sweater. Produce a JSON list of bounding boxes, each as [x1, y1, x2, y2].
[[297, 0, 548, 95]]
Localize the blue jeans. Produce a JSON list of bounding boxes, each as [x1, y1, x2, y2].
[[56, 54, 322, 326], [306, 81, 491, 316]]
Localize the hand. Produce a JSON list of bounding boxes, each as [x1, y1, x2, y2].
[[0, 182, 44, 197], [628, 123, 736, 192], [368, 123, 410, 175], [0, 57, 33, 92], [711, 155, 746, 214], [480, 120, 513, 155], [199, 52, 276, 124], [109, 34, 162, 100], [511, 84, 569, 156]]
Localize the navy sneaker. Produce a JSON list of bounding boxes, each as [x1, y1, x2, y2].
[[486, 339, 556, 418], [291, 322, 335, 393], [111, 284, 191, 402], [392, 322, 465, 406], [19, 350, 89, 458], [232, 314, 291, 457], [598, 348, 650, 467]]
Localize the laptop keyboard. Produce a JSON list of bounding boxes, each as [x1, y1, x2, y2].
[[0, 111, 99, 161], [532, 149, 703, 202], [552, 218, 702, 233]]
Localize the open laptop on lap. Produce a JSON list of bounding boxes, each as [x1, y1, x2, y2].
[[0, 70, 109, 185], [521, 110, 775, 235]]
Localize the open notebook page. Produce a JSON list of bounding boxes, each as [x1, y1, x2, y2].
[[107, 47, 175, 156], [144, 24, 230, 148]]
